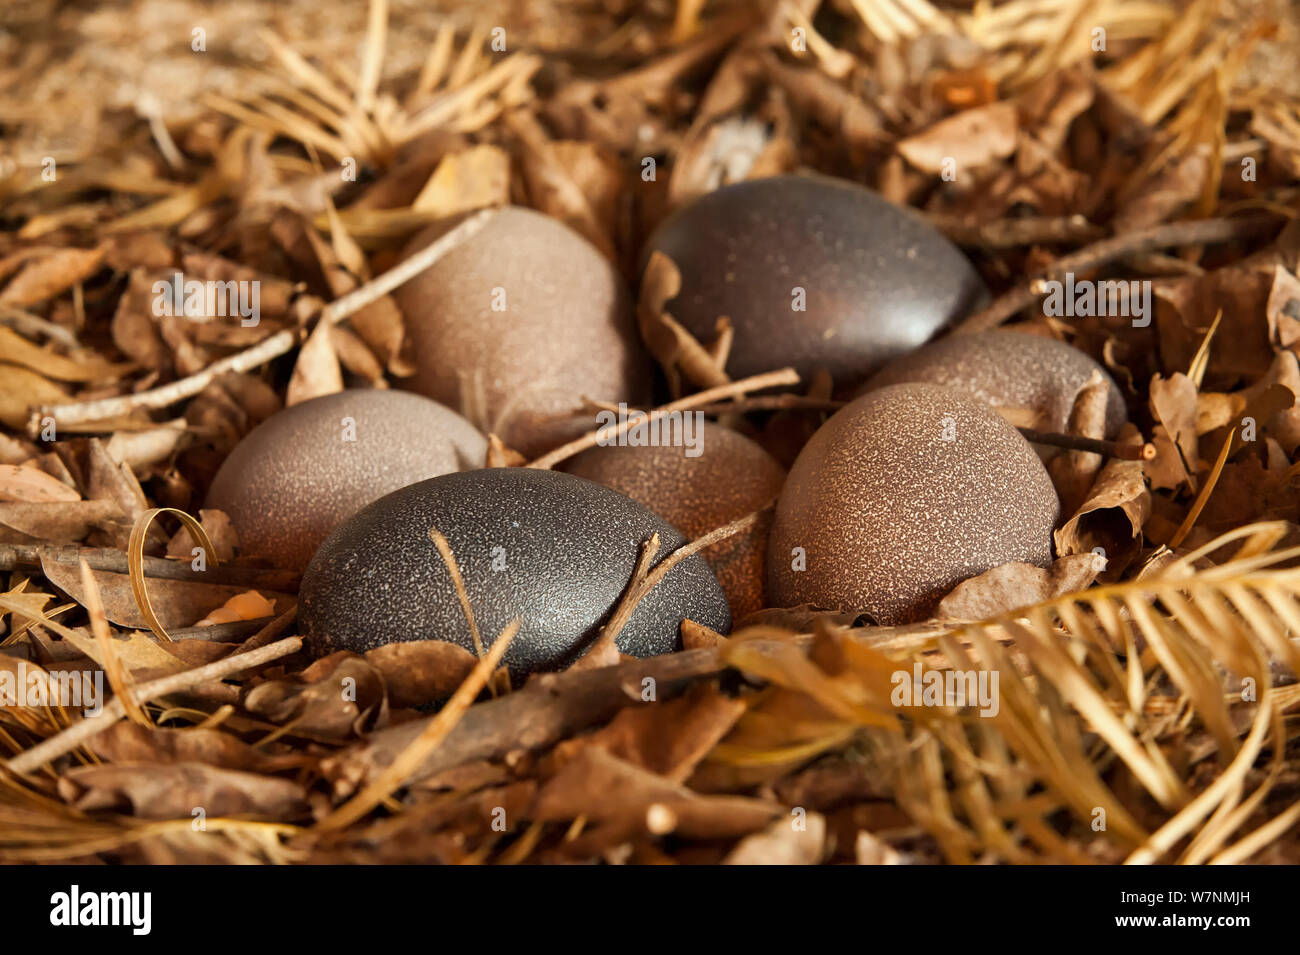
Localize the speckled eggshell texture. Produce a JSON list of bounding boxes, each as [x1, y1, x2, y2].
[[205, 390, 486, 571], [856, 329, 1127, 437], [767, 383, 1060, 624], [299, 468, 731, 677], [392, 207, 652, 458], [566, 422, 786, 619], [643, 174, 989, 392]]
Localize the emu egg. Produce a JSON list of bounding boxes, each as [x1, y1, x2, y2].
[[299, 468, 731, 676], [393, 207, 652, 458], [857, 329, 1127, 437], [205, 390, 485, 570], [566, 421, 786, 619], [767, 383, 1059, 624], [643, 175, 988, 391]]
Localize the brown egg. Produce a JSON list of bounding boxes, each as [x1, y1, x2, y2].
[[767, 383, 1059, 624], [643, 174, 988, 392], [205, 389, 486, 570], [566, 421, 786, 619], [856, 329, 1127, 437], [392, 207, 652, 458]]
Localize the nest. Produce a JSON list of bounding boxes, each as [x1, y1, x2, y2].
[[1, 0, 1299, 864]]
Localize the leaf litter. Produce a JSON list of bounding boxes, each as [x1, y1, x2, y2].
[[1, 0, 1300, 865]]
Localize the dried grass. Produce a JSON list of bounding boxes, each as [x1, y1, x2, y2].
[[1, 0, 1299, 864]]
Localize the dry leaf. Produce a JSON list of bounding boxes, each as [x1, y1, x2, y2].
[[533, 746, 781, 839], [937, 554, 1102, 621], [87, 722, 300, 773], [286, 319, 343, 406], [58, 762, 308, 820], [0, 326, 125, 383], [0, 464, 80, 503], [243, 653, 386, 739], [364, 640, 477, 708], [194, 591, 276, 627], [41, 557, 283, 632], [412, 144, 510, 216], [572, 683, 747, 784], [1054, 446, 1151, 574], [1048, 370, 1112, 513], [0, 246, 105, 306], [1147, 372, 1200, 490], [0, 363, 69, 430], [897, 102, 1018, 174]]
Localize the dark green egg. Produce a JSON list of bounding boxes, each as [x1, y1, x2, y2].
[[299, 468, 731, 677], [643, 174, 988, 392]]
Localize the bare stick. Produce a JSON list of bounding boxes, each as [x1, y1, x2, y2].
[[527, 368, 801, 470], [0, 543, 300, 591], [28, 328, 298, 435], [326, 620, 949, 793], [955, 215, 1282, 334], [3, 636, 302, 776], [583, 506, 772, 661], [1018, 429, 1155, 460], [27, 209, 498, 433], [692, 395, 847, 415], [928, 214, 1106, 249], [317, 208, 496, 324], [316, 620, 518, 831]]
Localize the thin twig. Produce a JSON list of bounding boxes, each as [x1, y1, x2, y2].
[[691, 395, 847, 415], [28, 328, 297, 436], [316, 208, 496, 324], [428, 526, 500, 697], [956, 215, 1282, 334], [2, 636, 302, 776], [27, 209, 499, 434], [584, 506, 772, 660], [1019, 428, 1155, 460], [329, 620, 947, 792], [527, 368, 801, 470], [0, 543, 300, 591], [928, 214, 1106, 249], [316, 619, 518, 832]]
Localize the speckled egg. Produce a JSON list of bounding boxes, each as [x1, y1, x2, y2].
[[855, 329, 1127, 437], [299, 468, 731, 676], [643, 174, 988, 392], [767, 383, 1059, 624], [566, 421, 786, 619], [206, 390, 485, 571], [392, 207, 652, 458]]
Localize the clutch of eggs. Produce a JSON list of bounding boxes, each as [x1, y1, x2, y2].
[[206, 175, 1096, 681]]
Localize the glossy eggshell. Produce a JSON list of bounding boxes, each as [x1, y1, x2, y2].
[[766, 383, 1059, 624], [856, 329, 1128, 437], [392, 207, 652, 458], [643, 175, 988, 392], [565, 422, 786, 619], [298, 468, 731, 676], [205, 390, 486, 571]]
